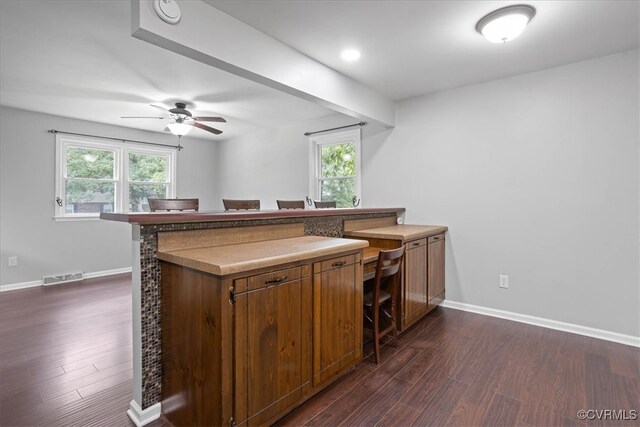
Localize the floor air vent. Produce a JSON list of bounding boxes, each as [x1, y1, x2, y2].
[[43, 272, 83, 285]]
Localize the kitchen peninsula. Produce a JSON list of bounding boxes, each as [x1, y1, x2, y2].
[[100, 207, 447, 426]]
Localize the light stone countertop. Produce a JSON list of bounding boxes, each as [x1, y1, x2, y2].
[[157, 235, 369, 276]]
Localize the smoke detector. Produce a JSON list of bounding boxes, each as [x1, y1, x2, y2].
[[154, 0, 182, 25]]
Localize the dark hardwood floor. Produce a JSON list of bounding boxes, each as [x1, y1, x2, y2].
[[1, 274, 638, 426], [278, 309, 639, 427], [0, 274, 168, 427]]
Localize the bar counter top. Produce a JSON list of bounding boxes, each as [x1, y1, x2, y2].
[[100, 207, 405, 225], [156, 235, 369, 276], [344, 224, 448, 241]]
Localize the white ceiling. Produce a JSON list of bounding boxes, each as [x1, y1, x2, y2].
[[209, 0, 640, 100], [1, 1, 638, 140], [0, 0, 334, 140]]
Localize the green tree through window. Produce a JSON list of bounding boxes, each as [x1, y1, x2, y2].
[[319, 142, 356, 208], [128, 152, 169, 211], [56, 136, 176, 218], [65, 147, 116, 213]]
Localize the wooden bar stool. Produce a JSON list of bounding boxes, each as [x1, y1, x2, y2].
[[222, 199, 260, 210], [363, 246, 405, 364], [148, 198, 199, 212], [276, 200, 305, 209], [314, 200, 336, 208]]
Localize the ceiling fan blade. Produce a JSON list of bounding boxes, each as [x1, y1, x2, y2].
[[150, 104, 170, 112], [194, 116, 227, 123], [193, 122, 223, 135], [120, 116, 167, 119]]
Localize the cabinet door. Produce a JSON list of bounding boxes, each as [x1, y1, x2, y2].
[[313, 254, 362, 387], [161, 262, 232, 427], [235, 273, 312, 426], [428, 235, 445, 304], [403, 239, 428, 327]]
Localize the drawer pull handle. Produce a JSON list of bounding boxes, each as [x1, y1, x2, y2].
[[265, 276, 288, 284], [413, 242, 421, 246], [433, 237, 440, 240], [332, 261, 346, 267]]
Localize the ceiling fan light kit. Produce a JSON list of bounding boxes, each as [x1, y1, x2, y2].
[[476, 4, 536, 43], [167, 121, 192, 136]]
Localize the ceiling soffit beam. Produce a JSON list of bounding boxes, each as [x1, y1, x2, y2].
[[131, 0, 395, 128]]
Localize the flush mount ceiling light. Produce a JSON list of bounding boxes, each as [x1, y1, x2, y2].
[[341, 48, 361, 62], [476, 4, 536, 43]]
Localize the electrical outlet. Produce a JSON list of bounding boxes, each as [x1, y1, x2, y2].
[[8, 256, 18, 267], [499, 274, 509, 289]]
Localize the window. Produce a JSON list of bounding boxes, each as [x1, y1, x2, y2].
[[309, 128, 361, 208], [55, 135, 176, 218], [126, 148, 172, 212]]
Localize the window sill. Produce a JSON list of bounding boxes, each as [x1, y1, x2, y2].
[[53, 216, 102, 222]]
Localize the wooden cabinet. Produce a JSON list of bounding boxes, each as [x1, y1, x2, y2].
[[343, 225, 447, 332], [403, 233, 446, 328], [234, 266, 312, 426], [403, 238, 428, 327], [312, 254, 363, 387], [428, 234, 445, 307], [159, 244, 364, 427], [160, 262, 232, 427]]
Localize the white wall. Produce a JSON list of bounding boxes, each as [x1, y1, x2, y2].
[[215, 113, 389, 210], [0, 106, 219, 287], [364, 50, 639, 337], [216, 50, 639, 337]]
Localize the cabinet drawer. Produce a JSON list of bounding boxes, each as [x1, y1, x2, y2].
[[428, 234, 445, 244], [246, 266, 303, 291], [318, 254, 356, 273], [363, 260, 376, 279], [406, 238, 427, 249]]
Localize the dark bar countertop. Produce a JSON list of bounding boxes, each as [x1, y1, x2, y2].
[[100, 207, 405, 225]]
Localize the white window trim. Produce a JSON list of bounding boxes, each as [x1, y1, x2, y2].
[[124, 144, 177, 213], [54, 134, 176, 220], [308, 128, 362, 208]]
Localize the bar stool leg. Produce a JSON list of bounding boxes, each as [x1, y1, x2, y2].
[[373, 305, 381, 364]]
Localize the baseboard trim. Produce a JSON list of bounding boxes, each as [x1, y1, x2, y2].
[[0, 267, 132, 293], [0, 279, 42, 292], [83, 267, 132, 280], [440, 300, 640, 348], [127, 400, 161, 427]]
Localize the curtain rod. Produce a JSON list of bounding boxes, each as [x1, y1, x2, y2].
[[48, 129, 183, 151], [304, 121, 367, 137]]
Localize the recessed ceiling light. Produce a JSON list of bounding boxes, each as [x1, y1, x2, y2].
[[341, 48, 361, 62], [476, 4, 536, 43]]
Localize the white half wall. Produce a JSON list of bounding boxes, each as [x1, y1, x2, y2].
[[0, 106, 219, 287]]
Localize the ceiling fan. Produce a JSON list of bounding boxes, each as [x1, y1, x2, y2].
[[121, 102, 226, 136]]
